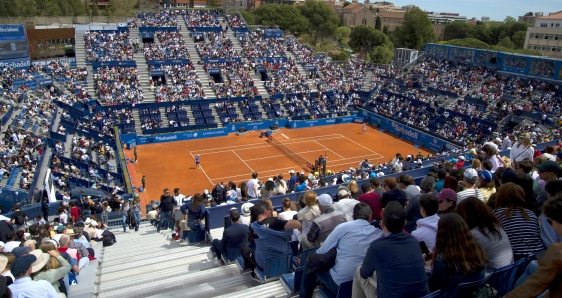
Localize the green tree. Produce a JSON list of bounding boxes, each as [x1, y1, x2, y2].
[[368, 45, 393, 64], [206, 0, 222, 7], [348, 25, 393, 63], [469, 24, 494, 45], [375, 16, 382, 30], [507, 22, 527, 37], [91, 1, 99, 16], [511, 31, 526, 49], [343, 1, 350, 7], [254, 4, 309, 35], [392, 7, 435, 49], [335, 26, 351, 46], [503, 16, 516, 24], [299, 0, 340, 44], [240, 10, 255, 25], [444, 21, 473, 40], [497, 36, 514, 49], [382, 25, 389, 35], [108, 0, 136, 16]]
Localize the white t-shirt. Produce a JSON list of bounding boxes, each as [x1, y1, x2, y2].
[[174, 194, 185, 207], [247, 179, 258, 198], [278, 210, 297, 221], [3, 241, 21, 253]]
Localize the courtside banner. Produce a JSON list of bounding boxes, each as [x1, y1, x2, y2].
[[136, 128, 228, 144], [288, 116, 355, 128]]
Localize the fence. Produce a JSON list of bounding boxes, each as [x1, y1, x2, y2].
[[114, 126, 133, 194]]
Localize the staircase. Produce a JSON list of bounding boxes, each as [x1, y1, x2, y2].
[[361, 70, 374, 91], [132, 109, 143, 134], [159, 107, 169, 127], [131, 29, 156, 103], [74, 32, 95, 97], [225, 28, 244, 61]]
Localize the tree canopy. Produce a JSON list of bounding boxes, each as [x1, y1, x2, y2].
[[349, 25, 393, 63], [392, 7, 436, 50], [444, 20, 530, 48], [253, 4, 309, 35], [299, 0, 340, 44]]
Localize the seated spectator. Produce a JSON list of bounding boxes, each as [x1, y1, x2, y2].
[[29, 248, 71, 295], [8, 254, 61, 297], [428, 213, 488, 296], [239, 203, 253, 226], [411, 194, 440, 251], [381, 177, 408, 208], [210, 209, 249, 266], [333, 188, 359, 222], [477, 170, 496, 202], [306, 194, 346, 248], [241, 201, 301, 282], [540, 181, 562, 247], [457, 197, 514, 273], [278, 198, 297, 221], [494, 183, 545, 260], [299, 203, 383, 298], [297, 191, 321, 249], [397, 174, 420, 200], [457, 169, 486, 202], [357, 182, 382, 221], [437, 188, 458, 215], [406, 176, 436, 223], [507, 194, 562, 297], [352, 201, 430, 298]]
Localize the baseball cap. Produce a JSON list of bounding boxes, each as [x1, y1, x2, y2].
[[463, 168, 478, 183], [519, 133, 531, 139], [241, 202, 254, 216], [478, 170, 493, 183], [437, 188, 458, 202], [10, 254, 36, 276], [317, 194, 333, 207], [341, 174, 350, 182], [458, 156, 465, 161], [289, 170, 295, 174], [536, 160, 560, 174], [495, 137, 502, 142], [338, 189, 350, 198], [12, 246, 31, 259], [204, 189, 209, 194]]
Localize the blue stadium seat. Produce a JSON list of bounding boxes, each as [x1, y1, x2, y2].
[[451, 275, 491, 298], [186, 229, 206, 243], [317, 280, 353, 298], [254, 252, 293, 284], [488, 257, 529, 296]]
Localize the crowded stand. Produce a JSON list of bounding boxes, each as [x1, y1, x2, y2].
[[153, 64, 206, 101], [83, 31, 137, 62], [42, 62, 92, 103], [139, 10, 179, 27], [224, 13, 246, 29], [263, 59, 310, 95], [316, 61, 368, 92], [93, 66, 144, 105], [195, 31, 240, 59], [208, 63, 258, 98], [143, 31, 190, 60], [183, 10, 221, 28], [286, 38, 317, 65], [240, 31, 285, 59]]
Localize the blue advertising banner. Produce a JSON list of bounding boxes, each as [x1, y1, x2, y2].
[[225, 119, 289, 133], [287, 116, 356, 128], [359, 110, 458, 152], [136, 128, 228, 144], [232, 27, 249, 33], [203, 58, 242, 64], [146, 59, 191, 66], [208, 68, 221, 74], [0, 24, 26, 38], [263, 29, 283, 38], [150, 70, 165, 76], [0, 57, 31, 69], [92, 60, 136, 69], [37, 77, 53, 86]]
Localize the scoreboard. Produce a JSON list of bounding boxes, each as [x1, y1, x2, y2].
[[0, 24, 29, 60]]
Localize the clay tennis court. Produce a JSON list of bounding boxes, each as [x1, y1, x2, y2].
[[124, 123, 432, 207]]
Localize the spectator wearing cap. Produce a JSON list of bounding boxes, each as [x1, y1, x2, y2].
[[8, 254, 60, 298], [298, 191, 321, 250], [507, 194, 562, 298], [29, 248, 70, 295], [477, 170, 496, 202], [412, 194, 440, 251], [510, 133, 534, 164], [300, 203, 383, 298], [67, 229, 90, 263], [406, 176, 436, 224], [381, 177, 408, 208], [12, 247, 31, 259], [494, 183, 544, 260], [239, 203, 253, 226], [536, 161, 561, 207], [456, 156, 465, 169], [352, 202, 429, 298], [437, 188, 458, 215], [333, 188, 359, 222], [457, 169, 486, 202], [288, 170, 297, 190], [306, 194, 346, 248], [210, 209, 249, 266], [358, 182, 382, 221]]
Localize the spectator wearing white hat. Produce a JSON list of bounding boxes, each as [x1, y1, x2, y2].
[[306, 194, 346, 248], [239, 203, 253, 226], [334, 188, 359, 222], [29, 249, 70, 295], [457, 169, 486, 202]]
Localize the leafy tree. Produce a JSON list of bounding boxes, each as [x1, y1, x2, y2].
[[497, 36, 514, 49], [206, 0, 222, 7], [109, 0, 136, 16], [469, 24, 494, 45], [300, 0, 340, 44], [368, 45, 393, 64], [240, 10, 255, 25], [392, 7, 435, 49], [328, 50, 350, 61], [507, 22, 527, 37], [382, 25, 389, 35], [343, 1, 350, 7], [91, 1, 99, 16], [349, 25, 393, 63], [503, 16, 516, 24], [375, 16, 382, 30], [444, 21, 473, 40], [511, 31, 526, 49], [335, 26, 351, 46], [254, 4, 309, 35]]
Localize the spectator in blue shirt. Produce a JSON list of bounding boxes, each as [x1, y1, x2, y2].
[[180, 194, 207, 231], [352, 201, 430, 298], [288, 170, 297, 190], [299, 203, 383, 298]]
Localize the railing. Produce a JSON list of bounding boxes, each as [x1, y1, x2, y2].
[[114, 126, 133, 194]]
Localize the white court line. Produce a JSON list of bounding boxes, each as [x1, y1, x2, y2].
[[314, 140, 344, 159], [188, 152, 213, 186], [210, 166, 298, 181], [191, 134, 344, 153], [337, 134, 384, 159], [243, 149, 340, 162], [232, 150, 254, 172]]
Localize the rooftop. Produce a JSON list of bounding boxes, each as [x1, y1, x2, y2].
[[537, 10, 562, 20]]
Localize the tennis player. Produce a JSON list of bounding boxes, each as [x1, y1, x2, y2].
[[195, 154, 201, 169], [362, 122, 367, 134]]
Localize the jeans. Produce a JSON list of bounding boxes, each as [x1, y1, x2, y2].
[[121, 215, 127, 232], [134, 211, 141, 231], [158, 211, 173, 231], [188, 219, 204, 231], [212, 239, 227, 260], [300, 270, 339, 298]]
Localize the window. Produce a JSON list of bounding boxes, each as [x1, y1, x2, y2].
[[557, 23, 561, 27], [540, 23, 547, 27], [544, 34, 550, 40]]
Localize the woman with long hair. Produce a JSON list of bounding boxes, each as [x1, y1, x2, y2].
[[493, 183, 544, 260], [443, 176, 459, 193], [297, 191, 321, 249], [57, 206, 68, 225], [183, 193, 206, 231], [428, 213, 488, 296], [482, 144, 507, 172], [347, 180, 360, 199], [260, 180, 277, 198], [238, 181, 247, 200], [261, 198, 278, 217], [30, 248, 71, 296], [509, 134, 534, 164], [456, 197, 513, 273]]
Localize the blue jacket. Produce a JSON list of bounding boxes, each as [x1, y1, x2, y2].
[[251, 221, 293, 269], [180, 201, 207, 221]]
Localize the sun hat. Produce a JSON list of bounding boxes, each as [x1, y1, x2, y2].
[[29, 249, 50, 273], [241, 203, 254, 216]]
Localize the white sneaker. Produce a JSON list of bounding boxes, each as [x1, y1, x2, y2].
[[179, 239, 185, 243]]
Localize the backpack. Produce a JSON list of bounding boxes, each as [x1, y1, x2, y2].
[[15, 212, 25, 225], [101, 230, 116, 247]]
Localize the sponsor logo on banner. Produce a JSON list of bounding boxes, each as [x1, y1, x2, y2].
[[391, 122, 418, 139], [325, 119, 336, 123], [155, 135, 178, 141], [0, 58, 30, 69], [202, 130, 225, 136]]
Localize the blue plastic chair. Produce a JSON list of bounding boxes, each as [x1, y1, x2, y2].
[[292, 247, 319, 270], [254, 252, 293, 284], [317, 280, 353, 298], [488, 257, 529, 296], [451, 274, 491, 298]]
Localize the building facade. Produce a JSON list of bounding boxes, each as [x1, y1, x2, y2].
[[342, 3, 377, 27], [524, 11, 562, 58]]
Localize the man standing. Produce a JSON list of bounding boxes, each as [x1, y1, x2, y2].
[[246, 172, 259, 199], [158, 188, 176, 233], [8, 254, 60, 298], [141, 175, 146, 190], [288, 170, 297, 191], [352, 202, 429, 298], [211, 209, 249, 266], [134, 147, 138, 162], [173, 188, 186, 221], [358, 182, 382, 220], [300, 203, 383, 298], [195, 154, 201, 169]]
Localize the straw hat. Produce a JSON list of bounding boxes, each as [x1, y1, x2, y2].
[[29, 249, 50, 273]]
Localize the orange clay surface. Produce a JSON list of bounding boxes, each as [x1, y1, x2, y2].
[[124, 123, 432, 207]]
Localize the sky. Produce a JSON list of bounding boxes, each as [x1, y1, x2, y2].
[[384, 0, 560, 21]]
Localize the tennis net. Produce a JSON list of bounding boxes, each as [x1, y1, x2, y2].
[[269, 134, 313, 170]]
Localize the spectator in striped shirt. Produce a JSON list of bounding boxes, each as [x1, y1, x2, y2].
[[494, 183, 545, 260], [457, 169, 486, 202]]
